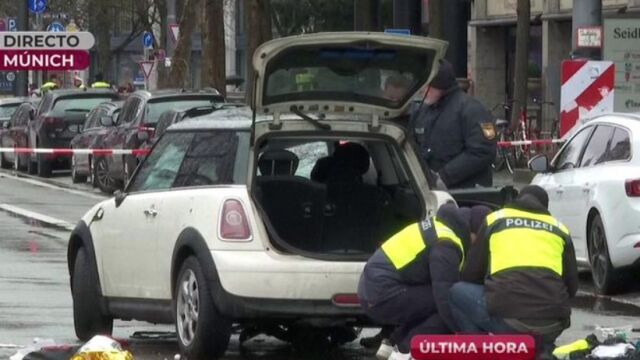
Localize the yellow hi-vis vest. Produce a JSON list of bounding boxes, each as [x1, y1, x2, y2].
[[485, 208, 570, 277], [91, 81, 110, 88], [381, 217, 465, 271]]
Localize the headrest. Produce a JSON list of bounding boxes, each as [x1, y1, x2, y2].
[[258, 149, 299, 176], [332, 142, 370, 175]]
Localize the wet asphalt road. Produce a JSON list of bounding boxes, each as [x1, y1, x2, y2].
[[1, 171, 640, 359]]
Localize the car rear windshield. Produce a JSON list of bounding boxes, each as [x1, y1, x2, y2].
[[128, 129, 250, 192], [146, 97, 223, 124], [263, 45, 436, 108], [51, 97, 116, 118], [0, 103, 21, 117]]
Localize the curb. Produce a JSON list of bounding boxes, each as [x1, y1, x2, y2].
[[0, 169, 107, 200], [0, 203, 75, 232]]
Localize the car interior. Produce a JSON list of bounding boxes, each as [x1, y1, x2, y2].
[[252, 136, 423, 257]]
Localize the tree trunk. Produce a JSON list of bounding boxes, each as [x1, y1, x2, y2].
[[244, 0, 272, 104], [354, 0, 379, 31], [156, 0, 169, 88], [201, 0, 226, 95], [89, 0, 112, 81], [427, 0, 444, 38], [167, 0, 200, 87], [511, 0, 530, 128]]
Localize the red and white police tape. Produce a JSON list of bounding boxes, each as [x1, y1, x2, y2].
[[0, 147, 151, 156], [496, 139, 564, 148]]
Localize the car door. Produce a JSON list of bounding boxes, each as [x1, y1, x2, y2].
[[98, 130, 195, 298], [566, 125, 615, 259], [537, 126, 594, 245], [110, 97, 143, 179]]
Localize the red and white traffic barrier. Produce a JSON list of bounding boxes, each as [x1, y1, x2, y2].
[[0, 147, 151, 156], [496, 139, 564, 148]]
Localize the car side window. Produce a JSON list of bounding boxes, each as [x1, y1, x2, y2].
[[172, 131, 244, 188], [128, 132, 194, 192], [85, 109, 100, 129], [579, 125, 614, 167], [11, 106, 24, 126], [606, 127, 631, 162], [553, 127, 593, 171], [120, 97, 141, 125]]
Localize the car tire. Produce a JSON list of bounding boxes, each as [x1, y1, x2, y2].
[[27, 156, 37, 174], [37, 153, 52, 177], [94, 157, 116, 194], [0, 153, 8, 169], [71, 155, 87, 183], [72, 247, 113, 341], [174, 256, 231, 360], [588, 214, 623, 295]]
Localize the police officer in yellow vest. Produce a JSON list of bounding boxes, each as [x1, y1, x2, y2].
[[41, 74, 60, 94], [91, 73, 110, 89], [450, 185, 578, 360], [358, 203, 491, 360]]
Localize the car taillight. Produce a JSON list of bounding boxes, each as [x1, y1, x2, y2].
[[332, 294, 360, 307], [44, 117, 64, 126], [625, 179, 640, 197], [219, 199, 251, 241], [138, 125, 155, 137]]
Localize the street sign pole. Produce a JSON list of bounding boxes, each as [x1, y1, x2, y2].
[[16, 0, 29, 96]]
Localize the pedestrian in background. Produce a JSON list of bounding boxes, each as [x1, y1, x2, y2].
[[91, 73, 111, 89], [358, 203, 492, 360], [450, 185, 578, 359], [409, 59, 496, 189]]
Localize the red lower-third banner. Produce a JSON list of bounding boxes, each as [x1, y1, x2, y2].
[[0, 50, 90, 70], [411, 335, 536, 360]]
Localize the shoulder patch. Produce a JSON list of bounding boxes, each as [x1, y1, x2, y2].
[[480, 122, 496, 140]]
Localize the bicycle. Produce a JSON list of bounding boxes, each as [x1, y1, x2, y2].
[[491, 101, 516, 174]]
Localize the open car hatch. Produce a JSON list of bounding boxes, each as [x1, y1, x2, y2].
[[252, 32, 448, 126]]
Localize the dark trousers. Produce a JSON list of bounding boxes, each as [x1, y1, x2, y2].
[[449, 282, 565, 360], [363, 285, 449, 353]]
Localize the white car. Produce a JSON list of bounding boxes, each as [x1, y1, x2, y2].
[[67, 33, 510, 359], [529, 113, 638, 295]]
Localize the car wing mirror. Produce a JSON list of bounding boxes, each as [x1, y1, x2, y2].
[[2, 121, 9, 129], [100, 115, 114, 127], [528, 154, 550, 173], [137, 129, 150, 141]]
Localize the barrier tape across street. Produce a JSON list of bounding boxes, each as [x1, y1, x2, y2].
[[496, 139, 564, 148], [0, 148, 151, 156]]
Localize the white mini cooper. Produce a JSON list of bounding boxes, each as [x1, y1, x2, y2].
[[67, 32, 511, 359]]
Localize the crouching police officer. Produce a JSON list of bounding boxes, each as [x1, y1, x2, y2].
[[450, 185, 579, 360], [358, 203, 491, 360]]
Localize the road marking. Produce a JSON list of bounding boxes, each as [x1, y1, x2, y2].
[[0, 204, 75, 232], [0, 172, 106, 200]]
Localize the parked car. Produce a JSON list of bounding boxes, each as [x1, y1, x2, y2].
[[0, 97, 38, 128], [0, 101, 39, 170], [67, 33, 515, 359], [529, 113, 638, 295], [70, 101, 123, 187], [98, 89, 226, 188], [27, 89, 120, 177]]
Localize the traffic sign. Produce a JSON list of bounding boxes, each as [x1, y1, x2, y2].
[[169, 23, 180, 42], [8, 18, 16, 31], [139, 61, 154, 78], [143, 31, 153, 48], [28, 0, 47, 14], [47, 21, 65, 32], [6, 72, 15, 82], [384, 29, 411, 36], [0, 19, 5, 32]]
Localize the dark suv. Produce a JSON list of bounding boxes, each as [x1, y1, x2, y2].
[[29, 89, 120, 177], [99, 89, 225, 185]]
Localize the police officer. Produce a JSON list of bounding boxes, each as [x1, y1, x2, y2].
[[74, 76, 86, 89], [358, 203, 491, 360], [409, 59, 496, 189], [450, 185, 579, 359], [41, 74, 60, 94], [91, 73, 111, 89]]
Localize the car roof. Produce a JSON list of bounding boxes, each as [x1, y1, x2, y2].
[[583, 113, 640, 132], [131, 88, 224, 100], [168, 106, 252, 131], [48, 89, 117, 97], [0, 97, 32, 105]]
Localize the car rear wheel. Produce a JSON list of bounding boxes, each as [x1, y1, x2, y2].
[[72, 248, 113, 341], [71, 155, 87, 183], [94, 157, 117, 194], [588, 214, 623, 295], [0, 153, 8, 169], [174, 256, 231, 360], [37, 151, 52, 177]]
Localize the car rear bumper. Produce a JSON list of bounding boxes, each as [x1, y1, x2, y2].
[[611, 233, 640, 268], [210, 250, 368, 322]]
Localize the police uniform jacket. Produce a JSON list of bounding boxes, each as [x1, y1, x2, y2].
[[409, 86, 496, 189], [462, 196, 579, 320]]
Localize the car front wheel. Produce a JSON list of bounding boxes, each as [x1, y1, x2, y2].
[[588, 214, 623, 295], [174, 256, 231, 360], [72, 248, 113, 340], [71, 155, 87, 183]]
